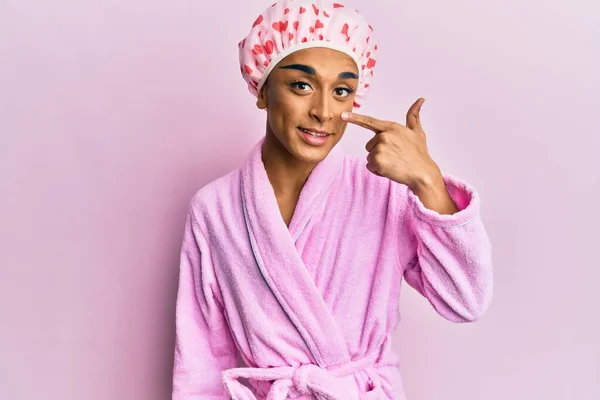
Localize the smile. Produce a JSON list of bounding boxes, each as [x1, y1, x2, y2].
[[298, 127, 331, 137]]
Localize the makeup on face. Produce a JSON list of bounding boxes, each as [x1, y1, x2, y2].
[[279, 63, 359, 80], [278, 63, 359, 102]]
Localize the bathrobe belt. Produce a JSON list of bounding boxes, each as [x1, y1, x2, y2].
[[222, 352, 382, 400]]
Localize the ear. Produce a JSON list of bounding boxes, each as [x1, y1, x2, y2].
[[256, 84, 268, 110]]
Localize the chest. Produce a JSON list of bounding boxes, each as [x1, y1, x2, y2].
[[275, 191, 301, 227]]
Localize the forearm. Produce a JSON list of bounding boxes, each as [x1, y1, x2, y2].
[[401, 174, 493, 322]]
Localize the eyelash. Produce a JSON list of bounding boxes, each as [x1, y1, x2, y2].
[[289, 80, 356, 97]]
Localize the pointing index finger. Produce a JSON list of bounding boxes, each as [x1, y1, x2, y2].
[[341, 111, 390, 134]]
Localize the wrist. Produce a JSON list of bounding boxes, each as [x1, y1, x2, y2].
[[410, 167, 444, 194]]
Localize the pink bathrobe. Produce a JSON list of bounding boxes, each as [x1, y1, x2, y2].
[[172, 137, 493, 400]]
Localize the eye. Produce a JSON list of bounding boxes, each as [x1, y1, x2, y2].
[[334, 87, 355, 98], [290, 80, 313, 92]]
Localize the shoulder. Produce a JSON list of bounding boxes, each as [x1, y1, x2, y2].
[[187, 168, 241, 223]]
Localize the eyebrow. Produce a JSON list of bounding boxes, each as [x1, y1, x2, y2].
[[279, 64, 359, 80]]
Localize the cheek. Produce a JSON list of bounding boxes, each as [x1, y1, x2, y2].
[[333, 101, 353, 130], [336, 121, 349, 137], [269, 96, 307, 124], [266, 100, 298, 137]]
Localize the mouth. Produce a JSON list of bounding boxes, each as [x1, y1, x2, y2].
[[298, 127, 332, 137], [297, 127, 333, 147]]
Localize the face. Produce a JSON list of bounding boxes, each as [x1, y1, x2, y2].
[[257, 47, 359, 164]]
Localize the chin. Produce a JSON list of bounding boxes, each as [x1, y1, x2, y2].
[[293, 148, 329, 164], [291, 127, 342, 162], [290, 137, 337, 164]]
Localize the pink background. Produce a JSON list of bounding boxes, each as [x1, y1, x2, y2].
[[1, 0, 598, 399]]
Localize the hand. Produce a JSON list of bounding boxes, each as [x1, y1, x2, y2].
[[341, 97, 443, 191]]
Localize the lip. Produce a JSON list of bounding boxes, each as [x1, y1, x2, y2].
[[299, 127, 332, 135], [298, 127, 331, 147]]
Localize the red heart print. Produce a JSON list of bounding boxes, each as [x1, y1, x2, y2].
[[323, 11, 330, 17], [310, 27, 315, 33], [341, 23, 349, 36], [374, 45, 378, 50], [299, 7, 306, 13], [369, 25, 374, 31], [302, 37, 307, 42], [289, 32, 294, 40], [264, 61, 269, 67], [312, 4, 319, 15], [365, 83, 370, 88], [272, 21, 288, 32], [334, 3, 344, 8], [353, 101, 360, 108], [293, 21, 299, 30], [366, 52, 370, 57], [284, 8, 289, 14], [252, 15, 263, 27], [252, 45, 263, 55], [315, 19, 324, 29], [244, 65, 253, 74], [319, 34, 323, 40], [366, 37, 370, 43], [367, 58, 376, 68], [264, 40, 274, 54]]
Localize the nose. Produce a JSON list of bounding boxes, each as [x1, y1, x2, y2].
[[309, 91, 334, 124]]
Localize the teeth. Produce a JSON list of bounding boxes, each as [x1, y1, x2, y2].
[[301, 128, 328, 137]]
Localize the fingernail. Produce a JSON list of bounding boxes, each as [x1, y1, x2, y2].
[[341, 112, 350, 120]]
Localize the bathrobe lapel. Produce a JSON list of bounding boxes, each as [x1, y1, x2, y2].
[[240, 137, 351, 367]]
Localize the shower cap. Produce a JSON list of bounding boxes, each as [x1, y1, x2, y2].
[[238, 0, 379, 108]]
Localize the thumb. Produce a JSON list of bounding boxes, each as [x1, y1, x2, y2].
[[406, 97, 425, 133]]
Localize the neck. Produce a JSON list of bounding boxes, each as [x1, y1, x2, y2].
[[261, 130, 317, 198]]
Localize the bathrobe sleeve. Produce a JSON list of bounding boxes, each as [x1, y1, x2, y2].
[[401, 175, 493, 323], [172, 206, 239, 399]]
